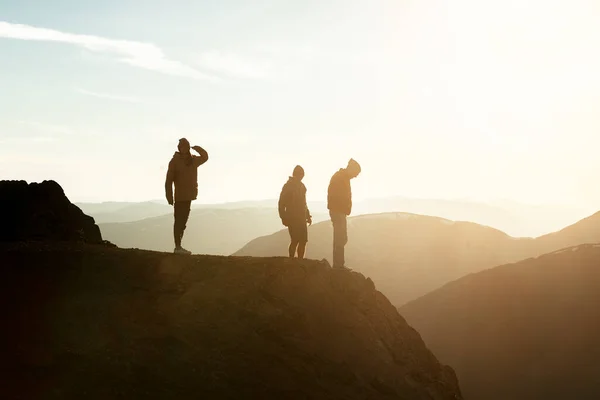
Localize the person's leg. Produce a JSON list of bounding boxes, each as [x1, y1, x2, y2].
[[289, 241, 299, 257], [331, 212, 348, 268], [174, 202, 183, 248], [330, 212, 340, 267], [178, 200, 192, 247], [297, 242, 307, 259], [287, 225, 299, 257], [339, 214, 348, 266], [297, 222, 308, 259], [174, 201, 192, 253]]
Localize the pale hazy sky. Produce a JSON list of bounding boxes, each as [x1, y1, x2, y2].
[[1, 0, 599, 209]]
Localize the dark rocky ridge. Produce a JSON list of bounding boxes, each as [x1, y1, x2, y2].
[[0, 180, 104, 244], [0, 243, 462, 399]]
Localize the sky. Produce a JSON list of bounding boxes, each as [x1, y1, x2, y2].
[[1, 0, 600, 211]]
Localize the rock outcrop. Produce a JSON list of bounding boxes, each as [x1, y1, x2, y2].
[[1, 243, 462, 400], [400, 244, 600, 400], [0, 180, 103, 244]]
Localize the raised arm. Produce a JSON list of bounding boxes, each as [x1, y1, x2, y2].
[[192, 145, 209, 167]]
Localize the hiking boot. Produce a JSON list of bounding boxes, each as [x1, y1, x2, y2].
[[174, 247, 192, 255]]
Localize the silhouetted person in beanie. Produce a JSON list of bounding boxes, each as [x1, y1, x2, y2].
[[278, 165, 312, 259], [165, 138, 209, 254], [327, 158, 361, 269]]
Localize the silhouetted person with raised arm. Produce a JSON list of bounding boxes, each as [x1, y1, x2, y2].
[[278, 165, 312, 259], [165, 138, 209, 254], [327, 158, 361, 269]]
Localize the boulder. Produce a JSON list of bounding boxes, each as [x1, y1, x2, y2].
[[0, 180, 104, 244]]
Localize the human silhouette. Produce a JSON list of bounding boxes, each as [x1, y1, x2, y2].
[[165, 138, 209, 254], [327, 159, 361, 269], [278, 165, 312, 259]]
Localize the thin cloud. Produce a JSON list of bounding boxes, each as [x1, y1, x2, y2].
[[75, 88, 146, 104], [0, 21, 218, 82]]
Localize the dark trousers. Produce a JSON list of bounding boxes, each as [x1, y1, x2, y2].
[[174, 201, 192, 248], [330, 211, 348, 267]]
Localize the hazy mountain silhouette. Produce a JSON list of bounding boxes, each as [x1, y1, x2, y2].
[[78, 196, 589, 236], [77, 201, 173, 223], [400, 243, 600, 400], [235, 211, 600, 305], [99, 208, 328, 256], [1, 242, 463, 400], [194, 199, 327, 212], [353, 197, 588, 237], [76, 201, 146, 215], [77, 200, 327, 224]]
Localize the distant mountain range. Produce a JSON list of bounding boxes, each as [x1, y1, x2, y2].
[[77, 196, 590, 236], [78, 202, 173, 224], [234, 211, 600, 306], [400, 243, 600, 400], [76, 200, 326, 224], [351, 197, 589, 237]]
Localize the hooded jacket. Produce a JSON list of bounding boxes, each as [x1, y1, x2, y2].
[[327, 168, 352, 215], [278, 177, 311, 224], [165, 149, 208, 202]]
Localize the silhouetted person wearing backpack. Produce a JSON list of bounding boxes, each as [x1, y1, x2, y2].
[[165, 138, 209, 254], [327, 159, 361, 269], [278, 165, 312, 259]]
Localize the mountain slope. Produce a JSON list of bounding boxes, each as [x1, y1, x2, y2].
[[1, 242, 462, 400], [83, 202, 173, 223], [352, 197, 588, 237], [234, 213, 533, 306], [400, 244, 600, 400], [535, 211, 600, 253]]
